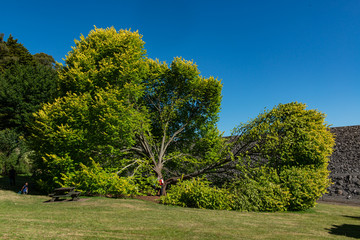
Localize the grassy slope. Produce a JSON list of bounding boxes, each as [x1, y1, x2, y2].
[[0, 189, 360, 240]]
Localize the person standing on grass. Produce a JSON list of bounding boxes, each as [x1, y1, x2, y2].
[[9, 166, 16, 186], [159, 178, 164, 196], [20, 182, 28, 194]]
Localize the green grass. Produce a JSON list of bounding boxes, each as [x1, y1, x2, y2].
[[0, 188, 360, 240]]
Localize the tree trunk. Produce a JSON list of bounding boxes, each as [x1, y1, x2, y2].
[[161, 183, 167, 196]]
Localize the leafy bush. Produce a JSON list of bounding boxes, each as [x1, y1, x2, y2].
[[226, 102, 335, 212], [280, 165, 331, 211], [228, 165, 330, 212], [161, 165, 328, 212], [34, 154, 75, 192], [229, 167, 290, 212], [60, 160, 138, 197], [161, 178, 233, 210], [231, 102, 335, 170], [131, 174, 158, 196], [0, 129, 32, 175]]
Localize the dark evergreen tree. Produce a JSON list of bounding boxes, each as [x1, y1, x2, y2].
[[0, 34, 35, 72], [0, 63, 58, 135], [0, 34, 59, 134], [0, 33, 59, 174]]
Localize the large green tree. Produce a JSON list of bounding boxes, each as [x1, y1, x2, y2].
[[0, 34, 59, 175], [30, 27, 225, 192], [30, 27, 334, 201], [29, 27, 153, 189], [0, 34, 59, 134], [130, 57, 224, 191]]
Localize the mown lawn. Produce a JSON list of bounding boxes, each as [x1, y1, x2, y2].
[[0, 188, 360, 240]]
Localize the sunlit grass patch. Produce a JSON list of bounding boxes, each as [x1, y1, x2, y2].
[[0, 189, 359, 239]]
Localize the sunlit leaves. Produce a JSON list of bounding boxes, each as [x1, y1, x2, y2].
[[59, 26, 147, 95], [232, 102, 334, 169]]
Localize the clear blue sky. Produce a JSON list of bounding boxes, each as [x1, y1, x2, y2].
[[2, 0, 359, 135]]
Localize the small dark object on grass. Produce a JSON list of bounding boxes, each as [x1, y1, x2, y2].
[[48, 187, 81, 202]]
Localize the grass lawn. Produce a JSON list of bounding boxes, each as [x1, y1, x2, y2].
[[0, 176, 360, 239], [0, 190, 360, 239]]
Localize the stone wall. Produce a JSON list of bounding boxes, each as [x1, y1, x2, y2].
[[323, 125, 360, 201]]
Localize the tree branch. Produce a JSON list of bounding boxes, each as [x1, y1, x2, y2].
[[138, 133, 156, 166], [116, 160, 140, 174]]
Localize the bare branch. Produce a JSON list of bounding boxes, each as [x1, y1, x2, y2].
[[131, 164, 143, 177], [138, 133, 156, 165], [116, 160, 140, 174]]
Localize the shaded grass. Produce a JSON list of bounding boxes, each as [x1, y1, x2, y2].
[[0, 174, 41, 195], [0, 189, 360, 239]]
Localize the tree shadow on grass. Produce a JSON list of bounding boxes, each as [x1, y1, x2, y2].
[[343, 216, 360, 221], [327, 224, 360, 239]]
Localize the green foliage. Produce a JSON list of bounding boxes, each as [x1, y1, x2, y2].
[[29, 88, 149, 191], [223, 102, 335, 211], [60, 160, 138, 197], [59, 26, 147, 95], [144, 58, 222, 142], [228, 165, 331, 212], [28, 27, 152, 193], [131, 174, 158, 196], [232, 102, 334, 169], [161, 178, 233, 210], [0, 34, 35, 72], [33, 53, 56, 68], [0, 129, 32, 174], [0, 63, 58, 134], [162, 103, 334, 212], [226, 164, 331, 212], [30, 26, 224, 193], [229, 167, 291, 212], [0, 34, 59, 181], [138, 56, 224, 182], [34, 154, 75, 192], [0, 36, 51, 138], [279, 165, 331, 211], [29, 88, 148, 168], [0, 35, 58, 118], [0, 41, 59, 134], [162, 165, 329, 212]]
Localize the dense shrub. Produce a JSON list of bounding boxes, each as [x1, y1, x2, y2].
[[228, 165, 331, 211], [160, 178, 233, 210], [60, 160, 138, 197], [0, 129, 32, 175], [161, 165, 330, 212], [224, 102, 334, 212], [229, 167, 290, 212], [231, 102, 335, 170], [34, 154, 75, 192], [131, 174, 158, 196], [280, 165, 331, 211]]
